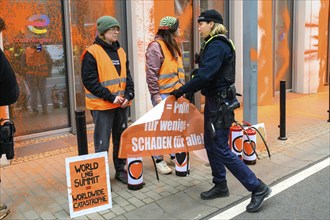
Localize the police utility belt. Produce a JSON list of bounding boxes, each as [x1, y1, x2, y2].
[[208, 84, 240, 139]]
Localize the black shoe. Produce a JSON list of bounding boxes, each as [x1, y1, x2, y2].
[[200, 182, 229, 200], [246, 179, 272, 212], [115, 170, 128, 184]]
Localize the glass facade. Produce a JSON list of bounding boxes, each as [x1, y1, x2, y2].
[[0, 0, 127, 136], [274, 0, 293, 91], [69, 0, 127, 123], [0, 1, 68, 135], [153, 0, 194, 82], [1, 0, 319, 138]]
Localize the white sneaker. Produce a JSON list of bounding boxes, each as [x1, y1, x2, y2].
[[156, 160, 172, 175]]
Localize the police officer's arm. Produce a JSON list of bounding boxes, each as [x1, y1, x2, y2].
[[180, 42, 226, 94], [0, 49, 19, 106], [81, 51, 116, 103]]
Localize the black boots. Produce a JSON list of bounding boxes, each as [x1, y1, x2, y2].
[[200, 181, 229, 200], [246, 179, 272, 212], [115, 169, 128, 184]]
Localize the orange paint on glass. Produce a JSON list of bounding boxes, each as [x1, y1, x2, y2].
[[250, 48, 257, 61], [275, 7, 290, 84], [154, 1, 175, 33], [258, 0, 273, 106], [317, 0, 329, 91]]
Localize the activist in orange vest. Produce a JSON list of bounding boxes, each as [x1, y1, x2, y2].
[[81, 15, 134, 185], [25, 44, 52, 115], [145, 16, 184, 175]]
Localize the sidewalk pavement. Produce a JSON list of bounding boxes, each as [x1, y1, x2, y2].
[[1, 91, 329, 220]]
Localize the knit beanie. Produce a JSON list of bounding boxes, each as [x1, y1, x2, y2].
[[198, 9, 223, 24], [97, 16, 120, 34], [159, 16, 179, 32]]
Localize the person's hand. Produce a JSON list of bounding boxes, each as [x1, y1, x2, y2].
[[113, 96, 124, 104], [170, 89, 184, 99], [120, 99, 129, 108]]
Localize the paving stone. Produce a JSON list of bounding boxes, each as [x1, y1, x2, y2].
[[142, 197, 154, 204], [110, 205, 126, 215], [123, 204, 136, 212], [113, 196, 130, 207], [85, 212, 105, 219], [102, 211, 117, 219], [127, 196, 145, 208]]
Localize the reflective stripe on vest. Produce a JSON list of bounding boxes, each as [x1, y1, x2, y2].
[[83, 44, 127, 110], [156, 40, 185, 93], [25, 47, 49, 76]]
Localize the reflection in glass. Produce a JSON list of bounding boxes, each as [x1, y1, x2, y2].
[[0, 0, 69, 135]]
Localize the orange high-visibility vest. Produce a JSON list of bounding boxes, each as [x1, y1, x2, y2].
[[82, 44, 128, 110], [156, 40, 185, 93], [25, 47, 49, 76]]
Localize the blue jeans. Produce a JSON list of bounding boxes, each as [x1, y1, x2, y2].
[[91, 107, 128, 171], [204, 96, 259, 191], [151, 94, 175, 160]]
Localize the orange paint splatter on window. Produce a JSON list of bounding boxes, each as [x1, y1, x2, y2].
[[275, 7, 290, 84], [250, 48, 257, 61], [258, 0, 273, 105]]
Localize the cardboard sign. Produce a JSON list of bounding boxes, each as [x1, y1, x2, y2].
[[119, 96, 205, 158], [65, 152, 112, 218]]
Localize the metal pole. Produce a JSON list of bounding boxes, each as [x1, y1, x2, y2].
[[278, 81, 287, 140], [62, 0, 77, 134], [75, 110, 88, 155], [243, 0, 258, 125]]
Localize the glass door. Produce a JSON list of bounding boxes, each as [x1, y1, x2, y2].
[[274, 0, 293, 91], [69, 0, 128, 122], [0, 0, 69, 135]]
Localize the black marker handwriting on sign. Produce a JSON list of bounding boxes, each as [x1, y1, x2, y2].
[[73, 162, 100, 187]]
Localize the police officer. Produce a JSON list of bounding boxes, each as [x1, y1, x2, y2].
[[170, 9, 271, 213]]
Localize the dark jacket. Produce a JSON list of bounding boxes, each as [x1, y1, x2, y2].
[[81, 36, 134, 103], [180, 35, 235, 97], [0, 48, 19, 106]]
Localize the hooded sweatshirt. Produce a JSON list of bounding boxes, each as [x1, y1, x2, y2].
[[81, 36, 134, 103]]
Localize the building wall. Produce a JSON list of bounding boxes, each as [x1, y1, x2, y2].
[[126, 0, 155, 120], [294, 0, 329, 93], [0, 0, 329, 137]]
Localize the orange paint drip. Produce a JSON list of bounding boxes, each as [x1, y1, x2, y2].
[[250, 48, 257, 61], [258, 0, 273, 106], [275, 7, 290, 84]]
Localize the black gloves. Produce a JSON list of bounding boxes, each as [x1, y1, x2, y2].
[[170, 88, 184, 99]]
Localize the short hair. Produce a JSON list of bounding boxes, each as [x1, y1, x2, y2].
[[0, 17, 6, 32], [209, 23, 228, 37]]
